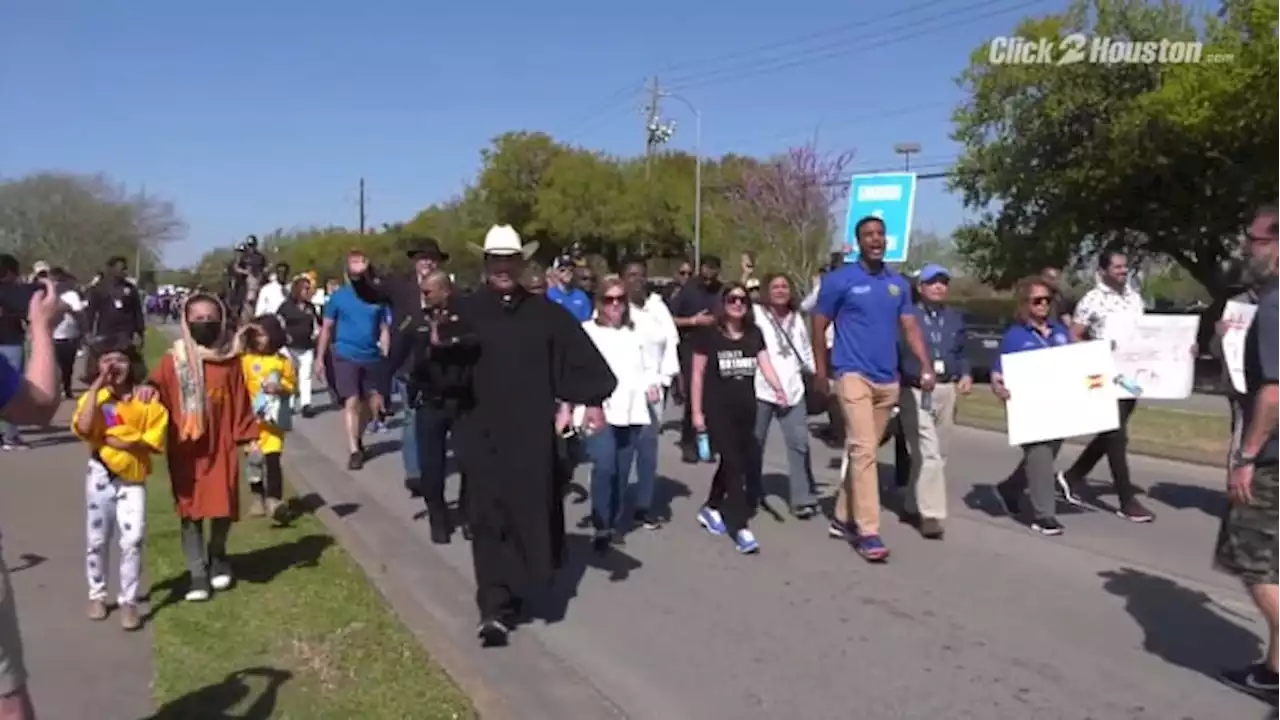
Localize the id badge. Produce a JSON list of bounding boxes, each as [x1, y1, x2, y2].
[[113, 299, 124, 310], [932, 359, 946, 375]]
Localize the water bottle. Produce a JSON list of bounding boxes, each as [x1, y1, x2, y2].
[[696, 432, 712, 462]]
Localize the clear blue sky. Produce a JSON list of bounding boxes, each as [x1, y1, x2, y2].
[[0, 0, 1060, 267]]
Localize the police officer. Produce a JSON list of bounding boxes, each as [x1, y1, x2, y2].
[[83, 256, 144, 380]]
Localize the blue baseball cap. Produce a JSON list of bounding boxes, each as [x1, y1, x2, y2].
[[918, 264, 951, 283]]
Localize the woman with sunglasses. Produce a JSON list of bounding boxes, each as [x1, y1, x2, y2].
[[579, 276, 658, 550], [691, 282, 787, 554], [989, 276, 1073, 536]]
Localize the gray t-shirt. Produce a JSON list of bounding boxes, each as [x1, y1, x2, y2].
[[1243, 278, 1279, 465]]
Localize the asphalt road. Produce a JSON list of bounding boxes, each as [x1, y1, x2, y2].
[[289, 400, 1270, 720]]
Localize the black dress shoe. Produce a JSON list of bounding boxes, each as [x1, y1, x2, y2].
[[427, 509, 452, 545], [477, 618, 510, 647], [461, 523, 473, 541]]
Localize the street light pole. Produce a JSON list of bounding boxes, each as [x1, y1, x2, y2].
[[661, 92, 702, 269], [893, 142, 922, 171]]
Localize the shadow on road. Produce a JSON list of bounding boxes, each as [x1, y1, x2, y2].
[[148, 666, 292, 719], [1098, 567, 1261, 682], [533, 533, 643, 626], [1147, 481, 1227, 519]]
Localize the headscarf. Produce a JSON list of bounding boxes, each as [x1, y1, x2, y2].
[[170, 292, 242, 441]]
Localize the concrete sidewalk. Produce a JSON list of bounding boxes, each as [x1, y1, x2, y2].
[[0, 403, 153, 720], [282, 399, 1271, 720]]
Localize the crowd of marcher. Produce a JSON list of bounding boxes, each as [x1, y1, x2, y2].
[[0, 204, 1273, 718]]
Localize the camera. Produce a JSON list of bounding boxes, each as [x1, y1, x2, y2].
[[0, 282, 44, 318]]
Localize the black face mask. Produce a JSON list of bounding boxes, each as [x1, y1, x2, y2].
[[188, 320, 221, 348]]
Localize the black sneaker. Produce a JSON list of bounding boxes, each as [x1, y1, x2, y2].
[[681, 446, 699, 464], [1054, 471, 1088, 507], [348, 451, 364, 471], [791, 505, 817, 520], [827, 518, 852, 539], [1220, 663, 1279, 701], [1117, 499, 1155, 523], [633, 510, 664, 530], [1031, 517, 1065, 536], [476, 618, 510, 648], [591, 529, 611, 553], [300, 406, 315, 419]]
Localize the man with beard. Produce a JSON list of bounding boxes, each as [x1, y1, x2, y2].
[[436, 224, 615, 646], [1216, 205, 1279, 700], [669, 254, 723, 463]]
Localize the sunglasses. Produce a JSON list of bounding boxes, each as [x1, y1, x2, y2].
[[725, 294, 748, 305], [601, 295, 626, 306], [1029, 296, 1052, 306]]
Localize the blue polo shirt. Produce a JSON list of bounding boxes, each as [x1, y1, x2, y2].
[[814, 262, 911, 384], [547, 286, 593, 322], [991, 320, 1071, 374], [323, 285, 386, 364]]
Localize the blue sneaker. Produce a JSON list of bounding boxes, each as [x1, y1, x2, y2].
[[851, 534, 890, 563], [696, 507, 727, 536], [733, 529, 760, 554]]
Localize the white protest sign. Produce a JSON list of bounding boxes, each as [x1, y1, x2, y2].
[[1001, 340, 1121, 446], [1220, 301, 1256, 394], [1111, 315, 1199, 399]]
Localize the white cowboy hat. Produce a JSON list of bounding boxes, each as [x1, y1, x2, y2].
[[469, 224, 539, 259]]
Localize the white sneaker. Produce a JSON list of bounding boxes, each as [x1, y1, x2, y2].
[[210, 574, 233, 591], [184, 588, 210, 602]]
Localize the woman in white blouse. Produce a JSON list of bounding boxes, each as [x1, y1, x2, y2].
[[580, 275, 659, 550], [753, 273, 819, 517]]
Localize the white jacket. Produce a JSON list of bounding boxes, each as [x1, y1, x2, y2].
[[255, 280, 287, 317], [581, 321, 656, 427], [753, 305, 815, 407]]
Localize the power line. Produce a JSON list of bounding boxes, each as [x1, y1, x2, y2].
[[667, 0, 1047, 92], [559, 80, 646, 143], [714, 100, 955, 149], [651, 0, 958, 81]]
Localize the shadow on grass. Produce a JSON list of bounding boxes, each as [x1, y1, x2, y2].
[[145, 534, 336, 624], [148, 666, 292, 719]]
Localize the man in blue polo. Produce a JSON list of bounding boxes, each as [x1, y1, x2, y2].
[[546, 256, 593, 322], [812, 216, 934, 562]]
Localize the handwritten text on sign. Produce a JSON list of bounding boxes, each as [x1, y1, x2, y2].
[[1220, 301, 1256, 395], [1112, 315, 1199, 400]]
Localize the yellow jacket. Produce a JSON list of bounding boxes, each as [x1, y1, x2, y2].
[[241, 353, 296, 454], [71, 388, 169, 483]]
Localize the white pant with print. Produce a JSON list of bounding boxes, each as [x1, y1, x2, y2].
[[85, 460, 147, 605]]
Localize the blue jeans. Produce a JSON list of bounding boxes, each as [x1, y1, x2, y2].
[[395, 377, 419, 480], [631, 393, 665, 512], [0, 346, 23, 443], [586, 425, 641, 531], [753, 400, 816, 510]]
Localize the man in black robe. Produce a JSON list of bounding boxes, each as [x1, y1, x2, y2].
[[442, 224, 616, 647]]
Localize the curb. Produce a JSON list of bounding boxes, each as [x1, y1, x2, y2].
[[279, 428, 627, 720]]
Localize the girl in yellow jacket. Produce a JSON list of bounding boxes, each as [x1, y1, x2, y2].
[[237, 316, 296, 521], [72, 339, 168, 631]]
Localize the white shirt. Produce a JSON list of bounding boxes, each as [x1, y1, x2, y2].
[[310, 289, 329, 311], [54, 289, 86, 340], [631, 293, 680, 388], [799, 280, 834, 349], [1073, 280, 1145, 341], [255, 280, 286, 317], [753, 305, 815, 406], [581, 321, 655, 427]]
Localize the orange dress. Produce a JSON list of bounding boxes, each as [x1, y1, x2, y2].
[[150, 354, 259, 520]]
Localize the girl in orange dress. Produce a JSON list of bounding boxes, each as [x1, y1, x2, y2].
[[149, 293, 259, 601]]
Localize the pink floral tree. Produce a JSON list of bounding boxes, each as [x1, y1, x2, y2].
[[721, 143, 854, 291]]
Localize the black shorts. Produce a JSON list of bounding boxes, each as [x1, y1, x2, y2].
[[331, 356, 385, 402]]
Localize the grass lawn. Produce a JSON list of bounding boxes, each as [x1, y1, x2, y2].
[[141, 332, 473, 719], [955, 391, 1229, 465]]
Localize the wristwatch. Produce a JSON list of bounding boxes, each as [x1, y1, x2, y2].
[[1231, 449, 1257, 467]]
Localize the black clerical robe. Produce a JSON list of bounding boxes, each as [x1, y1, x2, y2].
[[449, 287, 616, 619]]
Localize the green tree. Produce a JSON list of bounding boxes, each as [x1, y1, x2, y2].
[[949, 0, 1278, 295], [0, 172, 184, 279]]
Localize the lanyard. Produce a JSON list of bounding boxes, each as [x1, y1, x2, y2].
[[919, 307, 946, 359]]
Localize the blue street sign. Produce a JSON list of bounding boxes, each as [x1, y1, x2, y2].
[[843, 172, 917, 264]]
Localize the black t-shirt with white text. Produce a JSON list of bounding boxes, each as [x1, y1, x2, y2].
[[693, 324, 765, 413]]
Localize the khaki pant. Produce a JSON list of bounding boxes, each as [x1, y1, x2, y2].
[[834, 374, 900, 535], [898, 384, 957, 520]]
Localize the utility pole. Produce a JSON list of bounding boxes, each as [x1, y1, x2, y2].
[[893, 142, 922, 171], [644, 76, 661, 181], [358, 177, 367, 234]]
